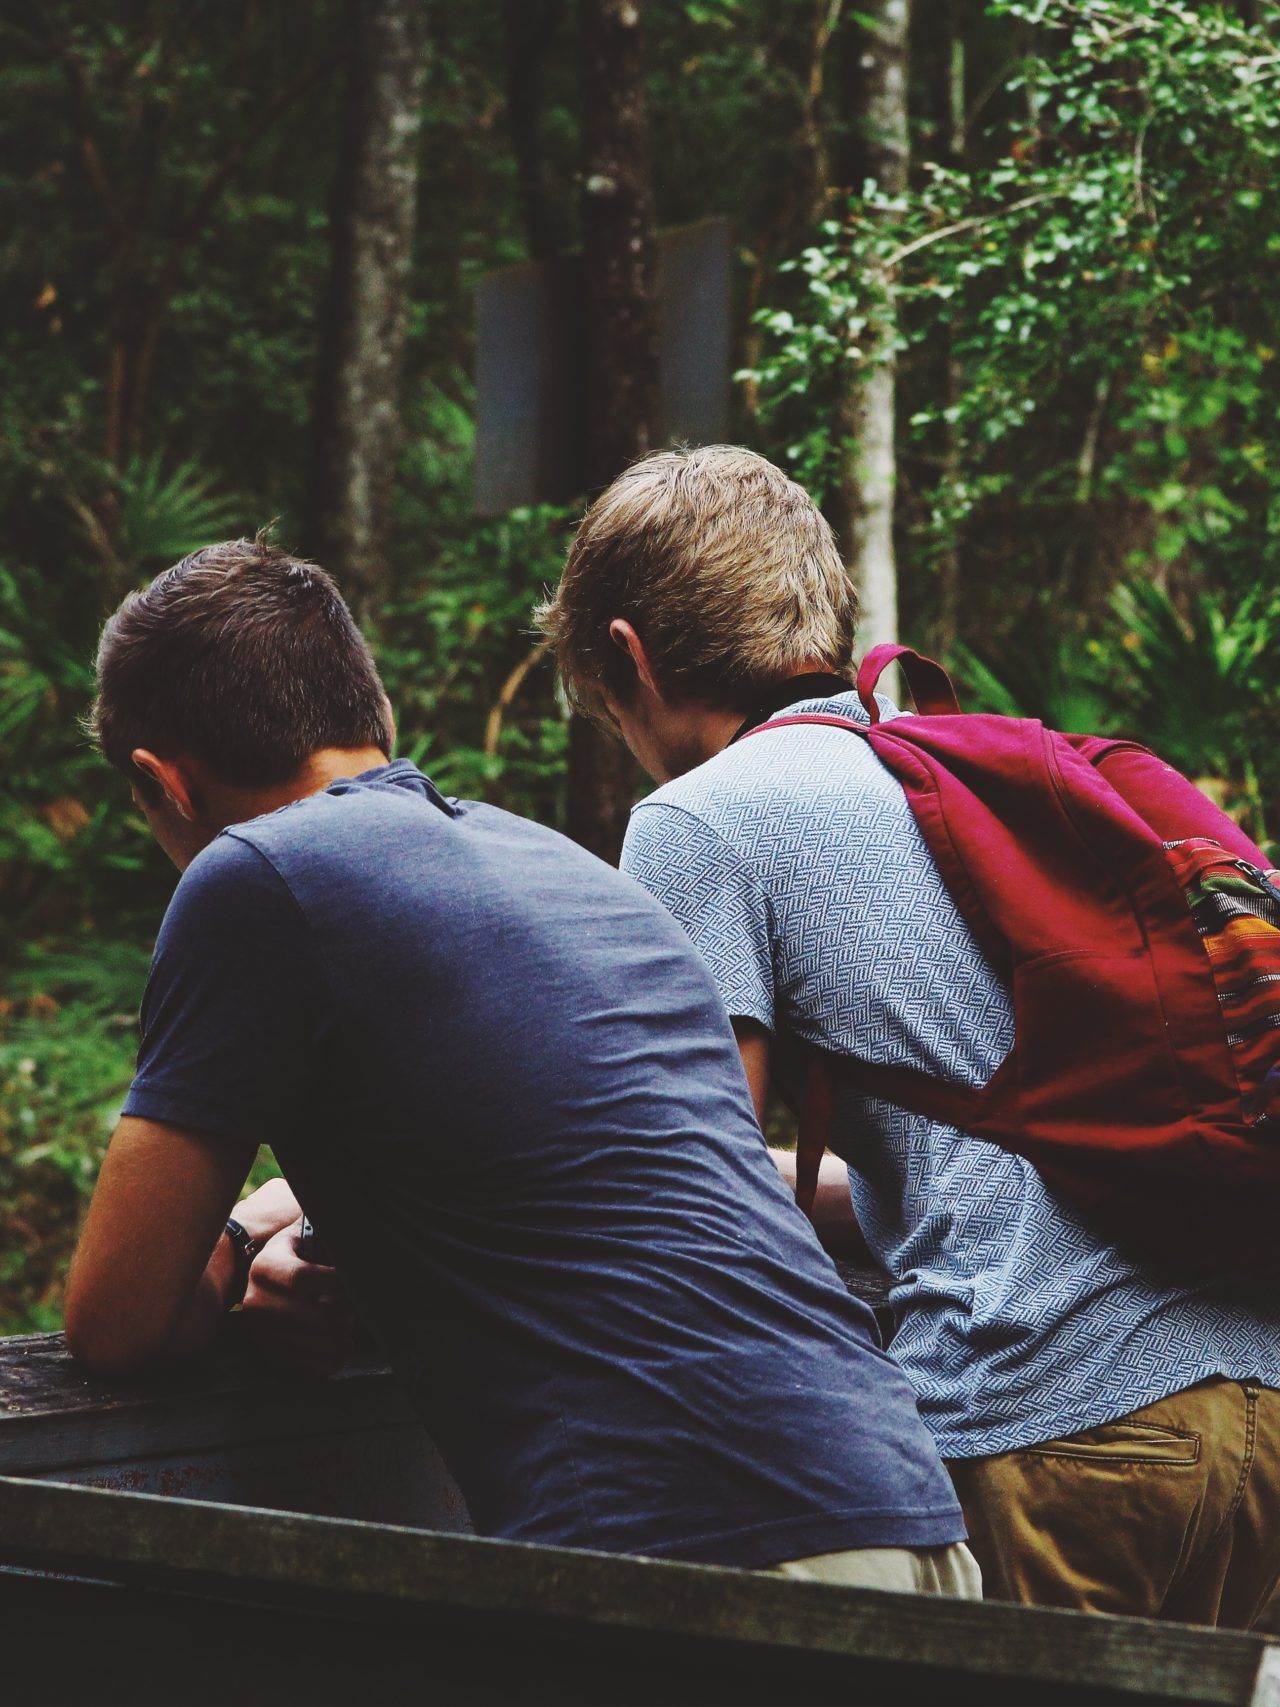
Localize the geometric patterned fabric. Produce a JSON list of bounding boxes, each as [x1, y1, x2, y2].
[[621, 691, 1280, 1460], [1164, 836, 1280, 1123]]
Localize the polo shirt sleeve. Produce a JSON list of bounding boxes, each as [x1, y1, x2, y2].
[[122, 831, 324, 1148], [621, 801, 776, 1032]]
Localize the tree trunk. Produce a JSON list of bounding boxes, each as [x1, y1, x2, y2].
[[565, 0, 659, 863], [502, 0, 568, 262], [928, 0, 966, 658], [837, 0, 911, 661], [306, 0, 426, 618]]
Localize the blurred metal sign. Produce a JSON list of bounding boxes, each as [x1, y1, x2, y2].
[[474, 218, 732, 515]]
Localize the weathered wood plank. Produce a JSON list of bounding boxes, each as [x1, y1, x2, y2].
[[0, 1477, 1277, 1707], [0, 1349, 418, 1468], [0, 1262, 890, 1457], [0, 1260, 890, 1427], [0, 1263, 884, 1531], [0, 1324, 399, 1424], [0, 1326, 471, 1528]]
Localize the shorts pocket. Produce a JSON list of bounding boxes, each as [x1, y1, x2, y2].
[[1026, 1419, 1201, 1468]]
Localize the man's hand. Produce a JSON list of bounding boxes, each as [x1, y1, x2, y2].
[[239, 1216, 351, 1373], [229, 1177, 304, 1247]]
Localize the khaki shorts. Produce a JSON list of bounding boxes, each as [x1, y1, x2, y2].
[[771, 1540, 982, 1598], [947, 1375, 1280, 1628]]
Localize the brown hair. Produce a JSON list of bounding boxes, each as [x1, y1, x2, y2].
[[535, 445, 857, 715], [92, 533, 393, 789]]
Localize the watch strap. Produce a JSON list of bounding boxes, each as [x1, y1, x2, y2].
[[223, 1216, 259, 1310]]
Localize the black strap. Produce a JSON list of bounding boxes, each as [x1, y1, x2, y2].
[[223, 1217, 259, 1310], [729, 673, 855, 746]]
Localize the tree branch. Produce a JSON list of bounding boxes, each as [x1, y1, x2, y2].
[[126, 50, 341, 453], [885, 188, 1067, 266], [165, 51, 341, 265], [50, 38, 122, 240], [485, 644, 550, 756]]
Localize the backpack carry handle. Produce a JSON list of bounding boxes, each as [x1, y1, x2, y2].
[[857, 645, 961, 725]]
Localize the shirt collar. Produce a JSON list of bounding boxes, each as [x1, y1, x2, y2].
[[728, 673, 857, 745]]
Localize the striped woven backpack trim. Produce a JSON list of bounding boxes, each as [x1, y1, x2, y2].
[[1165, 839, 1280, 1124]]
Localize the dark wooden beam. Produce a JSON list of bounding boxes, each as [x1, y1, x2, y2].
[[2, 1475, 1278, 1707]]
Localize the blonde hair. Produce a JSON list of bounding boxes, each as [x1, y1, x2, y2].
[[535, 445, 857, 715]]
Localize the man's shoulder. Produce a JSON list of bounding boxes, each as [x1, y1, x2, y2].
[[213, 777, 421, 885], [176, 824, 278, 900], [163, 828, 292, 935]]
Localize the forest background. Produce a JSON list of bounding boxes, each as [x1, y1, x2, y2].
[[1, 0, 1277, 1331]]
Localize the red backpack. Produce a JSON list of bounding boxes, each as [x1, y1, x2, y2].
[[746, 644, 1280, 1246]]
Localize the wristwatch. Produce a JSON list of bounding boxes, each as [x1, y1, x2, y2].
[[223, 1217, 260, 1310]]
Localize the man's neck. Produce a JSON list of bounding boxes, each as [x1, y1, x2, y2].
[[209, 746, 392, 832], [654, 669, 850, 782], [662, 705, 747, 779]]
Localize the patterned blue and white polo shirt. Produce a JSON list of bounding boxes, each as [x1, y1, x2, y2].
[[620, 689, 1280, 1460]]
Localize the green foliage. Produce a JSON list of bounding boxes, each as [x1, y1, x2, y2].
[[1106, 577, 1280, 837], [952, 629, 1111, 733], [0, 438, 259, 967], [0, 556, 165, 959], [4, 0, 1280, 1333], [751, 0, 1280, 832], [379, 378, 575, 820], [955, 574, 1280, 846], [0, 945, 147, 1331], [114, 453, 246, 570]]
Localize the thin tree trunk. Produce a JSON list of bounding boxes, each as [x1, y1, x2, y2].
[[930, 0, 966, 658], [578, 0, 660, 487], [838, 0, 911, 657], [502, 0, 568, 262], [306, 0, 426, 618], [741, 0, 843, 425], [565, 0, 659, 863]]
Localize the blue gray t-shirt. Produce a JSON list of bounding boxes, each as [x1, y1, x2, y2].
[[122, 759, 963, 1564], [621, 693, 1280, 1460]]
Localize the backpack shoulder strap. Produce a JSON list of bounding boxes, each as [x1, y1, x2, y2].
[[857, 645, 962, 724]]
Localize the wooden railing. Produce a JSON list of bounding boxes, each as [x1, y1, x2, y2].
[[2, 1466, 1279, 1706], [3, 1291, 1278, 1705], [0, 1323, 469, 1528]]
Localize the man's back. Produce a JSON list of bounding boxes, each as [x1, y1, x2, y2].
[[124, 759, 964, 1563], [622, 691, 1280, 1460]]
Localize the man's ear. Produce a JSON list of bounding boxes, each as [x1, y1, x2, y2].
[[608, 620, 661, 696], [131, 749, 201, 822]]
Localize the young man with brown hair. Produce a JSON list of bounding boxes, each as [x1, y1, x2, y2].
[[67, 533, 977, 1590], [535, 444, 1280, 1626]]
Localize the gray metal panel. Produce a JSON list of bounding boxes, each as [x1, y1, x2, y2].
[[474, 257, 587, 515], [474, 220, 732, 514], [656, 219, 732, 447]]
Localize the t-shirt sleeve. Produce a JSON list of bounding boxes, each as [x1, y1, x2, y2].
[[621, 801, 776, 1031], [122, 832, 324, 1147]]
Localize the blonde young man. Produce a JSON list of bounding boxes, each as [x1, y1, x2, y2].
[[536, 444, 1280, 1627]]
